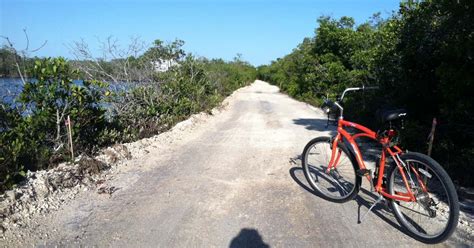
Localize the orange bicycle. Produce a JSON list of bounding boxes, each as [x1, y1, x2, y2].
[[302, 86, 459, 244]]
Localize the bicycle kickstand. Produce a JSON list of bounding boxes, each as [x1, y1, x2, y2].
[[358, 194, 384, 224]]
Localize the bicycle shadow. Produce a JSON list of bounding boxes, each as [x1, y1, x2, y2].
[[288, 159, 411, 236], [293, 118, 381, 162], [292, 118, 337, 135]]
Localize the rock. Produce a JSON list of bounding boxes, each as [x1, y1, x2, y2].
[[97, 185, 118, 196], [77, 156, 109, 176], [0, 99, 216, 236], [99, 144, 132, 165], [5, 191, 15, 201]]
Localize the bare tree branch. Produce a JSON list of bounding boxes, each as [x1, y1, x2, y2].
[[1, 31, 47, 85], [31, 40, 48, 52], [1, 36, 27, 84], [23, 28, 29, 51]]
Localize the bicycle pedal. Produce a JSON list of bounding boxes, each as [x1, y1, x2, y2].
[[356, 169, 371, 177]]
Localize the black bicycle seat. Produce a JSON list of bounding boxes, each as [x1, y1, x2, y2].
[[378, 109, 407, 123]]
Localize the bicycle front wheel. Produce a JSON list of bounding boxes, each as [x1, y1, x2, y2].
[[302, 136, 360, 203], [388, 152, 459, 244]]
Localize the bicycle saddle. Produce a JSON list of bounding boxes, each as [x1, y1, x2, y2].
[[378, 109, 407, 123]]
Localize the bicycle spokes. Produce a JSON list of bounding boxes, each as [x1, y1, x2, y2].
[[303, 138, 358, 201], [389, 156, 456, 240]]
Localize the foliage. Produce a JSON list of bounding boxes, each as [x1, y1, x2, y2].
[[394, 0, 474, 186], [1, 57, 108, 190], [0, 46, 36, 78], [109, 55, 257, 141], [0, 41, 256, 191], [258, 1, 474, 186], [0, 101, 25, 189], [204, 56, 257, 96], [143, 39, 186, 63], [0, 47, 20, 77]]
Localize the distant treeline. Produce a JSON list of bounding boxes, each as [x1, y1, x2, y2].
[[0, 47, 35, 78], [258, 0, 473, 186], [0, 39, 256, 191]]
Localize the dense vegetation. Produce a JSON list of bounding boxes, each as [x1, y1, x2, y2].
[[0, 40, 256, 191], [258, 1, 473, 187], [0, 46, 37, 78]]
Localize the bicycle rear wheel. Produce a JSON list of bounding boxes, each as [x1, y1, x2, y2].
[[302, 136, 360, 203], [387, 152, 459, 243]]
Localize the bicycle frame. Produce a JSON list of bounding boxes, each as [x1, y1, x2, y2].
[[327, 118, 421, 202]]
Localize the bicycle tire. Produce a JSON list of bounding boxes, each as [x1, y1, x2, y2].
[[387, 152, 459, 243], [302, 136, 361, 203]]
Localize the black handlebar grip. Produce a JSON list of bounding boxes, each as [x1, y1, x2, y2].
[[323, 99, 336, 109], [364, 86, 380, 90]]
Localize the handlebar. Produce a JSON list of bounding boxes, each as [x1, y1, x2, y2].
[[339, 85, 379, 101], [323, 85, 379, 118]]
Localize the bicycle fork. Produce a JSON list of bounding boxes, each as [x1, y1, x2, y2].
[[326, 138, 342, 173]]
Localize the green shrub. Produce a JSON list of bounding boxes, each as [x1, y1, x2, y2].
[[0, 57, 108, 190], [0, 47, 257, 191], [258, 1, 474, 186], [114, 55, 257, 140]]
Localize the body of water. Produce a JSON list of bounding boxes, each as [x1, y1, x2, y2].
[[0, 78, 24, 104], [0, 78, 133, 108]]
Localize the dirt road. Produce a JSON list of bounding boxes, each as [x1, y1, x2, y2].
[[2, 81, 471, 247]]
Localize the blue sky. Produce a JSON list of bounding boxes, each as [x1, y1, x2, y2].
[[1, 0, 400, 66]]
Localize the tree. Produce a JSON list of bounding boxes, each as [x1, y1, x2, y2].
[[1, 29, 47, 83]]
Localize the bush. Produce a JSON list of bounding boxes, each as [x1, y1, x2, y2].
[[0, 45, 257, 191], [110, 55, 257, 140], [258, 2, 474, 186], [0, 58, 108, 190]]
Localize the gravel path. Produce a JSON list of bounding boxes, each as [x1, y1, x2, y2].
[[1, 80, 472, 247]]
